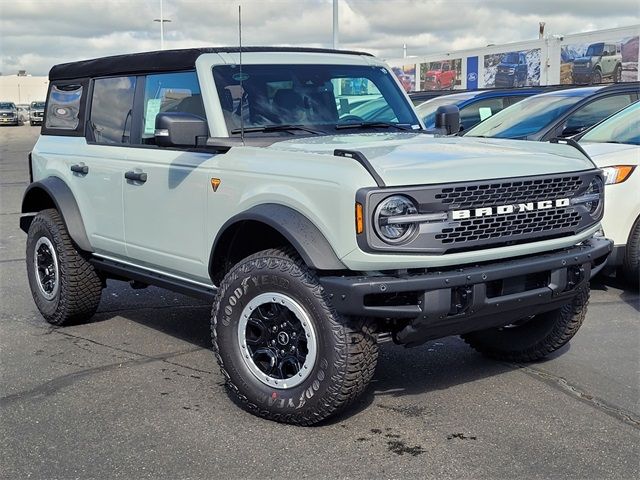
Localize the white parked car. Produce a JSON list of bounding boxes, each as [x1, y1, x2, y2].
[[578, 101, 639, 286]]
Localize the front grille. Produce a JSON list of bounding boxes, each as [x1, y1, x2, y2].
[[435, 176, 582, 210], [359, 171, 603, 255], [436, 209, 581, 244]]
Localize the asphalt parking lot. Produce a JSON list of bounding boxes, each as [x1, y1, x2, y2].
[[1, 125, 638, 479]]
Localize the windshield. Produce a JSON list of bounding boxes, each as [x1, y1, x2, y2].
[[31, 102, 45, 109], [415, 93, 475, 127], [212, 64, 421, 134], [585, 43, 604, 56], [428, 63, 442, 71], [502, 53, 519, 64], [0, 102, 15, 109], [580, 101, 640, 146], [464, 94, 584, 138]]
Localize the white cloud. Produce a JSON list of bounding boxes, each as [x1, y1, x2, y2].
[[0, 0, 638, 75]]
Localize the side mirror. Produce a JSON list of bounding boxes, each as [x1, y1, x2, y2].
[[434, 105, 460, 135], [155, 112, 208, 147]]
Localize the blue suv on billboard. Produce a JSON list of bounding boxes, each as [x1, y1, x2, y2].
[[495, 52, 528, 88]]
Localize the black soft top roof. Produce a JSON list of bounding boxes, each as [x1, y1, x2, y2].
[[49, 47, 374, 81]]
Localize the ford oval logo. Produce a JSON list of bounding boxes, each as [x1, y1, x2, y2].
[[277, 331, 290, 346], [467, 72, 477, 82]]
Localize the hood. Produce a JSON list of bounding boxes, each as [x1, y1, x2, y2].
[[268, 133, 596, 187], [426, 69, 443, 76], [574, 56, 596, 63], [580, 142, 639, 168]]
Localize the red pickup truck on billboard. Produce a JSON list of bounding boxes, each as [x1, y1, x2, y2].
[[422, 61, 457, 89]]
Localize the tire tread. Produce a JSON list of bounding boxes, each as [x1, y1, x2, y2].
[[211, 248, 378, 425]]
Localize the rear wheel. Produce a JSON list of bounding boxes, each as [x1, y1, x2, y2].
[[461, 287, 589, 362], [211, 248, 378, 425], [613, 64, 622, 83], [26, 209, 103, 325]]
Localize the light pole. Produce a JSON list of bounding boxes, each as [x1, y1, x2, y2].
[[154, 0, 171, 50], [333, 0, 338, 49]]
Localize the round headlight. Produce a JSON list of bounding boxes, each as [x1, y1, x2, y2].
[[374, 195, 418, 243], [584, 177, 603, 215]]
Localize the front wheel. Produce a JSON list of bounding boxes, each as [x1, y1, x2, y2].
[[592, 69, 602, 84], [461, 287, 589, 362], [621, 219, 640, 289], [211, 249, 378, 425]]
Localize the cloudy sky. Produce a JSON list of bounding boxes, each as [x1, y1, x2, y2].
[[1, 0, 638, 76]]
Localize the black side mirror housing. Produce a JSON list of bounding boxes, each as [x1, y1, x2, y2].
[[155, 112, 208, 147], [434, 105, 461, 135]]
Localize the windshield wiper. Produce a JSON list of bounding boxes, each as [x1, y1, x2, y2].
[[335, 122, 414, 131], [230, 124, 322, 135]]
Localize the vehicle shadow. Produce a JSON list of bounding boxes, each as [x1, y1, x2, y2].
[[590, 274, 639, 312], [94, 281, 522, 424]]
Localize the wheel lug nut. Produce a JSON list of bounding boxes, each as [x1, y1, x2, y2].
[[271, 340, 276, 345], [291, 332, 296, 338], [272, 326, 277, 332], [280, 350, 285, 355]]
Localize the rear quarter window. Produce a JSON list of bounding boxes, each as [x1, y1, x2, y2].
[[45, 84, 83, 130], [42, 80, 90, 136]]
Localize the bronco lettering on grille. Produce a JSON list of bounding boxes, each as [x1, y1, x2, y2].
[[451, 198, 570, 220]]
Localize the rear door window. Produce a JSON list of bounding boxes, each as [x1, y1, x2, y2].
[[460, 97, 504, 131], [89, 77, 137, 144], [139, 71, 205, 145]]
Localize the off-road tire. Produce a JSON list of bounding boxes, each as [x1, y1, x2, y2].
[[621, 219, 640, 289], [592, 68, 602, 84], [26, 209, 102, 325], [613, 64, 622, 83], [461, 286, 589, 362], [211, 248, 378, 426]]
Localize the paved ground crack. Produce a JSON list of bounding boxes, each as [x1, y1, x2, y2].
[[0, 348, 200, 407], [0, 258, 24, 264], [53, 330, 212, 374], [512, 363, 640, 429]]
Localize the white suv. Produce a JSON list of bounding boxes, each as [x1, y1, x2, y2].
[[20, 47, 612, 425]]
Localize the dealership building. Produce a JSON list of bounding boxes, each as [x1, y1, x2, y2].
[[0, 74, 49, 104], [387, 25, 639, 91]]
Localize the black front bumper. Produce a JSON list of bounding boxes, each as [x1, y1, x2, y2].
[[320, 237, 612, 346]]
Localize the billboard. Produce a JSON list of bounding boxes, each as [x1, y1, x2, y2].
[[560, 35, 639, 84], [391, 65, 416, 92], [483, 48, 541, 88], [420, 59, 462, 90]]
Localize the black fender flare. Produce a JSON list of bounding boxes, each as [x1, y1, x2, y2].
[[20, 177, 93, 252], [210, 204, 346, 276]]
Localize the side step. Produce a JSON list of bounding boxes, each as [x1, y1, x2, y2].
[[91, 257, 217, 302]]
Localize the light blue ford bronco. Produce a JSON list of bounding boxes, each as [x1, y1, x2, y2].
[[21, 47, 611, 425]]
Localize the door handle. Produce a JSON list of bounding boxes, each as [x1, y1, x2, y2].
[[70, 164, 89, 174], [125, 170, 148, 183]]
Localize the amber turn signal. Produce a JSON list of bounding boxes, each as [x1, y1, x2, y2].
[[355, 202, 364, 234], [211, 178, 221, 192], [602, 165, 635, 185]]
